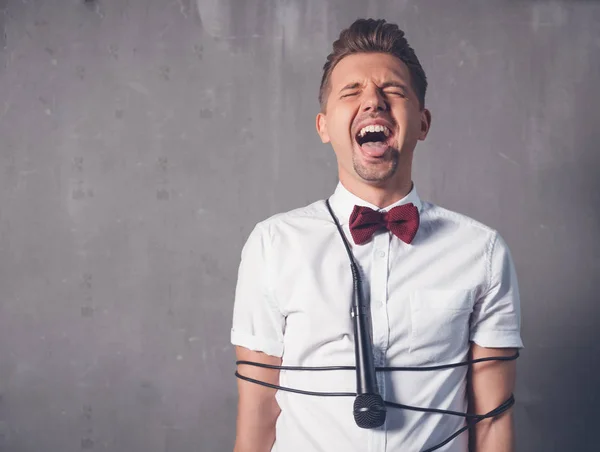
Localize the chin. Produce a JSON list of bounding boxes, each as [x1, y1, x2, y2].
[[353, 163, 398, 183], [352, 149, 399, 179]]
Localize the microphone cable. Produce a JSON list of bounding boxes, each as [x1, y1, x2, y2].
[[235, 350, 519, 452], [234, 198, 520, 452]]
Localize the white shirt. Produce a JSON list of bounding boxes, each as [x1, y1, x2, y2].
[[231, 182, 523, 452]]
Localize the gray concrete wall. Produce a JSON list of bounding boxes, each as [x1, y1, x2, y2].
[[0, 0, 598, 451]]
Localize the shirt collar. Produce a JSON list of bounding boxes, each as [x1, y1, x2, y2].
[[328, 181, 423, 225]]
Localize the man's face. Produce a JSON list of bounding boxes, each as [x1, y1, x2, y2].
[[316, 52, 430, 188]]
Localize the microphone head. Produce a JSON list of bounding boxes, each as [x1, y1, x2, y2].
[[353, 394, 387, 429]]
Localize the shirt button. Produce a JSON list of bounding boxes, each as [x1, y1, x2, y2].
[[377, 250, 386, 258]]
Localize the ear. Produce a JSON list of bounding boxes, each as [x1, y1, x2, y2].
[[418, 108, 432, 141], [316, 112, 330, 144]]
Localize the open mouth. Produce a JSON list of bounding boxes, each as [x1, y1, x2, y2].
[[355, 124, 392, 157]]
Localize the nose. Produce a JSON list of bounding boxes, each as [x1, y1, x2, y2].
[[361, 86, 388, 113]]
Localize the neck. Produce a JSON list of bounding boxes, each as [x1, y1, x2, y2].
[[339, 175, 414, 208]]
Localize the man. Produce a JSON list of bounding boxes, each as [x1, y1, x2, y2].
[[231, 18, 523, 452]]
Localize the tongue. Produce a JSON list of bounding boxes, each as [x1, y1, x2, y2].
[[360, 141, 388, 157]]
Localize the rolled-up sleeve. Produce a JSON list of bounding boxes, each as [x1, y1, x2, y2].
[[470, 232, 524, 349], [231, 223, 285, 358]]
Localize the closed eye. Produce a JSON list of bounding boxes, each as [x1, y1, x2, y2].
[[386, 91, 406, 98], [341, 92, 359, 98]]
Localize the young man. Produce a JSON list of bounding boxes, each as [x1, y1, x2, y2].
[[231, 18, 523, 452]]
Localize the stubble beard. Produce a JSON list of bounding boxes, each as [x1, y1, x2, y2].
[[352, 147, 400, 183]]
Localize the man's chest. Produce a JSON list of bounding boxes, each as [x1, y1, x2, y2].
[[270, 228, 486, 366]]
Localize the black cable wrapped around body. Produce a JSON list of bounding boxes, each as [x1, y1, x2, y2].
[[233, 198, 521, 450]]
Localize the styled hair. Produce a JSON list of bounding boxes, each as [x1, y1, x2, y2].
[[319, 18, 427, 111]]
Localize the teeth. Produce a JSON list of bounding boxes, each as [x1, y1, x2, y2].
[[358, 124, 390, 137]]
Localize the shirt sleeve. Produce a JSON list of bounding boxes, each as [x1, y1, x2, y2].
[[470, 232, 524, 349], [230, 222, 285, 358]]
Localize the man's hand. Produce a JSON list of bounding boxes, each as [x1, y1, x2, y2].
[[468, 343, 517, 452], [234, 346, 282, 452]]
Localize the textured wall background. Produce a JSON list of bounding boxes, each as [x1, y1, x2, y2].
[[0, 0, 599, 451]]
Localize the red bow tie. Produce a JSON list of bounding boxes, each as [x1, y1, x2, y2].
[[349, 204, 420, 245]]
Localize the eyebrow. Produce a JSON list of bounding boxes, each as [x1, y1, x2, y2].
[[339, 82, 362, 93]]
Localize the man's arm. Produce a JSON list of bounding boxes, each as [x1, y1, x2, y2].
[[234, 346, 281, 452], [467, 343, 517, 452]]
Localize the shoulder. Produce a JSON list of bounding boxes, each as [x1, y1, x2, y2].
[[418, 201, 517, 283], [419, 200, 500, 245], [252, 198, 331, 239], [421, 201, 496, 233]]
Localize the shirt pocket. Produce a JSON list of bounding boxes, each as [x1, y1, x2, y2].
[[409, 289, 474, 363]]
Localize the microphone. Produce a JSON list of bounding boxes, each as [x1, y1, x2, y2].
[[350, 265, 387, 429], [323, 198, 386, 429]]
